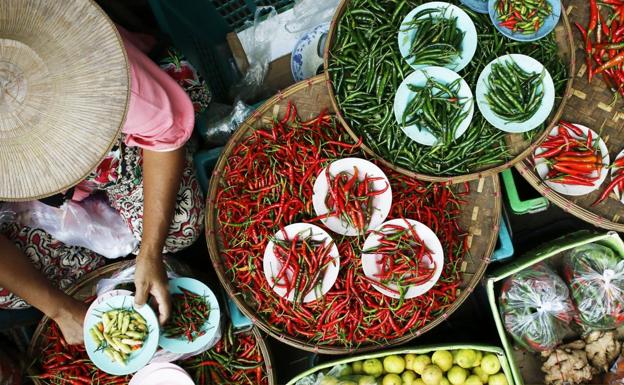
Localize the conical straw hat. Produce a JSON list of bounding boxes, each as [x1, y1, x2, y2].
[[0, 0, 129, 201]]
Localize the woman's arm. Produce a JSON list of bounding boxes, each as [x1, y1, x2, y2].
[[133, 147, 185, 325], [0, 234, 87, 344]]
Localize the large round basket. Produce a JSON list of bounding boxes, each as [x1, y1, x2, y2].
[[323, 0, 575, 183], [27, 262, 276, 385], [515, 1, 624, 231], [206, 75, 501, 354]]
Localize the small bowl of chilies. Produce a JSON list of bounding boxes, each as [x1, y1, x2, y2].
[[488, 0, 561, 42]]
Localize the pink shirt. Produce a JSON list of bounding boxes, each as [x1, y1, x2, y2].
[[120, 30, 194, 151]]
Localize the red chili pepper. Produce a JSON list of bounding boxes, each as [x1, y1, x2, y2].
[[594, 173, 624, 205]]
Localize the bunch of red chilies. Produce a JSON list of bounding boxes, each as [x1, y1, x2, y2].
[[578, 0, 624, 97], [33, 318, 267, 384], [365, 222, 436, 293], [317, 166, 388, 232], [271, 233, 335, 303], [535, 121, 603, 187], [163, 287, 210, 342], [216, 102, 468, 347]]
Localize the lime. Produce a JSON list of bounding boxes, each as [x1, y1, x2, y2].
[[412, 355, 432, 375], [382, 373, 402, 385], [384, 355, 406, 374], [480, 354, 501, 375], [431, 351, 453, 372], [363, 358, 384, 377], [422, 364, 444, 385], [455, 349, 477, 369], [447, 366, 468, 385], [464, 375, 483, 385], [488, 373, 508, 385]]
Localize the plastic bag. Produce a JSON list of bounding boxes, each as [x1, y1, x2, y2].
[[230, 6, 277, 102], [295, 364, 380, 385], [563, 243, 624, 330], [200, 100, 253, 146], [2, 198, 137, 259], [284, 0, 340, 34], [499, 264, 576, 352]]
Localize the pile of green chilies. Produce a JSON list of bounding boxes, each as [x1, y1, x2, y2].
[[216, 103, 467, 348], [328, 0, 568, 176], [485, 60, 545, 123], [403, 8, 464, 66], [163, 287, 211, 342], [402, 77, 469, 145]]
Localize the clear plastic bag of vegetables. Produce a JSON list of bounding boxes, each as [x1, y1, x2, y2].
[[499, 264, 576, 351], [563, 243, 624, 330]]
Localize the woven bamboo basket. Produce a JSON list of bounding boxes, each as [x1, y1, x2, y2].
[[516, 1, 624, 232], [206, 75, 501, 354], [323, 0, 576, 184], [27, 262, 276, 385]]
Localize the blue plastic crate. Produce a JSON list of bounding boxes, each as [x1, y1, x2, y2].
[[492, 213, 514, 262]]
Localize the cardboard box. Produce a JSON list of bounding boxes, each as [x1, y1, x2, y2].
[[286, 344, 515, 385], [226, 32, 295, 98], [486, 230, 624, 385]]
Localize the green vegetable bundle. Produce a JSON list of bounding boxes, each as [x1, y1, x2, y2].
[[485, 60, 544, 123], [402, 8, 464, 67], [328, 0, 568, 176], [563, 243, 624, 330], [499, 264, 575, 352]]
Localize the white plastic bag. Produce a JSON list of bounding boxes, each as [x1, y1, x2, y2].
[[3, 198, 137, 259], [284, 0, 340, 34], [231, 6, 277, 102]]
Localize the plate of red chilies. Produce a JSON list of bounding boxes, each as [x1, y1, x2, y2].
[[263, 223, 340, 303], [611, 149, 624, 204], [534, 121, 609, 196], [312, 157, 391, 236], [361, 218, 443, 300]]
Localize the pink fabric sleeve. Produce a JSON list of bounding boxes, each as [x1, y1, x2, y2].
[[120, 35, 194, 151]]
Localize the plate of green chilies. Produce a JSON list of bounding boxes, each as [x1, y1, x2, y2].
[[394, 66, 474, 146], [398, 1, 478, 71], [476, 54, 555, 133]]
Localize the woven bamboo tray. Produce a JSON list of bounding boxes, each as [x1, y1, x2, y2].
[[27, 262, 276, 385], [206, 75, 501, 354], [323, 0, 576, 184], [516, 1, 624, 232]]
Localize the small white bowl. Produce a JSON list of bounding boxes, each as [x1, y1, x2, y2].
[[312, 157, 392, 236], [398, 1, 478, 71], [534, 124, 609, 196], [361, 218, 444, 299], [476, 54, 555, 133], [263, 223, 340, 303]]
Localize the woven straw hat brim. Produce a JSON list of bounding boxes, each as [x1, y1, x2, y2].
[[0, 0, 129, 201]]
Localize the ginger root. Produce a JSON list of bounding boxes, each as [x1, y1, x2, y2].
[[584, 330, 621, 372], [541, 340, 595, 385]]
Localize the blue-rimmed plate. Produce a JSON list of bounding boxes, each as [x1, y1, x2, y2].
[[291, 22, 329, 82], [398, 2, 478, 71], [460, 0, 488, 14], [84, 295, 159, 375], [476, 54, 555, 133], [393, 66, 474, 146], [488, 0, 561, 42], [158, 277, 221, 354]]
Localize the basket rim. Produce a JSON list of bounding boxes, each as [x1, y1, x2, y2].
[[205, 75, 501, 354], [26, 262, 276, 385], [322, 0, 576, 184], [515, 160, 624, 232]]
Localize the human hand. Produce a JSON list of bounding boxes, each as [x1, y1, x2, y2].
[[53, 299, 88, 345], [134, 253, 171, 325]]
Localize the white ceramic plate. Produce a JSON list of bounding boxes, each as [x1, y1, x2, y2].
[[263, 223, 339, 303], [476, 54, 555, 133], [129, 363, 194, 385], [312, 157, 392, 236], [394, 66, 474, 146], [84, 295, 160, 375], [612, 149, 624, 203], [398, 2, 478, 71], [361, 218, 444, 299], [534, 124, 609, 196]]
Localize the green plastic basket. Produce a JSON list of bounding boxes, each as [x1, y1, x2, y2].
[[501, 169, 549, 215]]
